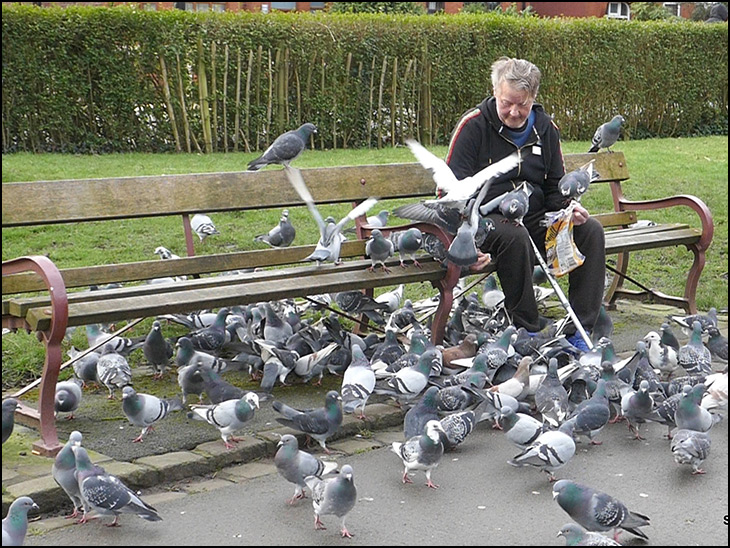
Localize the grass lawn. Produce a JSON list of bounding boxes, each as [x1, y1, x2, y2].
[[2, 136, 728, 386]]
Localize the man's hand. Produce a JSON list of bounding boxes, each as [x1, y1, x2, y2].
[[571, 203, 590, 226], [469, 251, 492, 273]]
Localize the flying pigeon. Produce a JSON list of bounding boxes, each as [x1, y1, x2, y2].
[[557, 523, 621, 547], [247, 122, 317, 170], [340, 345, 376, 419], [678, 320, 713, 376], [188, 392, 260, 449], [96, 344, 133, 399], [391, 420, 445, 489], [190, 213, 220, 242], [2, 496, 39, 546], [254, 209, 296, 248], [54, 379, 83, 420], [143, 320, 174, 379], [122, 386, 183, 443], [52, 430, 84, 519], [275, 434, 338, 505], [552, 479, 650, 541], [390, 228, 423, 268], [284, 165, 378, 265], [2, 398, 20, 444], [73, 445, 161, 526], [508, 420, 576, 482], [272, 390, 343, 454], [671, 428, 711, 475], [365, 228, 395, 273], [304, 464, 357, 538], [498, 181, 532, 226], [588, 115, 625, 153], [558, 159, 599, 203]]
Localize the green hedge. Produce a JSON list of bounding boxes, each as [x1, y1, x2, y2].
[[2, 4, 727, 153]]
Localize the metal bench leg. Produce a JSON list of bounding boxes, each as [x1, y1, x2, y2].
[[430, 263, 462, 346]]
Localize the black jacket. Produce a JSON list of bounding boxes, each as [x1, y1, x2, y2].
[[446, 96, 566, 232]]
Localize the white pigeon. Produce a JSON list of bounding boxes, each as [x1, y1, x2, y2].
[[154, 246, 181, 260], [283, 166, 378, 265], [190, 213, 220, 242], [340, 345, 376, 419], [188, 392, 260, 449], [375, 284, 404, 314], [508, 421, 576, 482]]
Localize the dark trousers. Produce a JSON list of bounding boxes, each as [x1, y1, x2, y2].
[[482, 214, 605, 333]]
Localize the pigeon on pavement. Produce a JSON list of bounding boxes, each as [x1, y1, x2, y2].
[[188, 392, 260, 449], [403, 386, 441, 440], [552, 479, 650, 541], [678, 321, 713, 376], [190, 213, 220, 242], [564, 379, 611, 445], [247, 123, 317, 170], [275, 434, 338, 505], [2, 496, 39, 546], [340, 345, 376, 419], [508, 420, 576, 482], [54, 379, 83, 420], [52, 430, 84, 519], [588, 115, 625, 153], [391, 420, 446, 489], [671, 428, 711, 475], [534, 358, 570, 427], [143, 320, 174, 379], [670, 307, 718, 334], [2, 398, 20, 444], [283, 165, 377, 265], [122, 386, 183, 443], [675, 383, 715, 432], [96, 344, 133, 399], [365, 228, 395, 273], [705, 326, 728, 363], [374, 348, 440, 405], [273, 390, 343, 454], [557, 523, 621, 546], [304, 464, 357, 538], [254, 209, 296, 248], [499, 406, 546, 449], [73, 445, 161, 526]]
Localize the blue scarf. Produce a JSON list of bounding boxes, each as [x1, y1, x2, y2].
[[503, 110, 535, 148]]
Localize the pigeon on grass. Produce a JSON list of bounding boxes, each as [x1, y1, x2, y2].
[[247, 123, 317, 170], [122, 386, 183, 443], [190, 213, 219, 242]]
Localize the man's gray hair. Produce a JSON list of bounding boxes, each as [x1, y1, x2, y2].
[[491, 57, 541, 98]]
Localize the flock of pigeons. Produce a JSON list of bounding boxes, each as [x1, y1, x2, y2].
[[3, 115, 727, 546]]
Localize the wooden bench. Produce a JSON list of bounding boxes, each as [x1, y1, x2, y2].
[[1, 151, 714, 455]]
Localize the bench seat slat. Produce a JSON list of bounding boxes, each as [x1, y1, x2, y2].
[[605, 226, 700, 253]]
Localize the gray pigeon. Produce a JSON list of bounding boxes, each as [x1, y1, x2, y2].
[[340, 345, 376, 419], [2, 496, 39, 546], [375, 284, 404, 314], [588, 115, 625, 153], [190, 213, 219, 242], [620, 380, 654, 440], [365, 228, 395, 273], [177, 362, 206, 404], [374, 348, 439, 404], [438, 407, 482, 451], [564, 379, 611, 445], [122, 386, 183, 443], [508, 420, 576, 482], [188, 307, 230, 353], [304, 463, 357, 538], [73, 445, 161, 526], [273, 390, 343, 454], [534, 358, 570, 427], [247, 123, 317, 170], [69, 346, 101, 387], [557, 523, 621, 546], [552, 479, 650, 541], [390, 228, 423, 268], [96, 344, 132, 399], [498, 181, 531, 226], [335, 290, 389, 326], [591, 305, 614, 344], [283, 165, 377, 265], [254, 209, 296, 248], [188, 392, 260, 449], [52, 430, 84, 519], [143, 320, 174, 379], [558, 159, 599, 203], [391, 420, 445, 489], [85, 323, 145, 356], [499, 406, 546, 449], [54, 379, 83, 420], [403, 386, 441, 440], [275, 434, 338, 504], [154, 246, 180, 260], [2, 398, 20, 444], [670, 307, 718, 334], [705, 326, 728, 362], [675, 383, 714, 432], [678, 321, 713, 376], [262, 302, 294, 345], [671, 428, 711, 475], [175, 336, 231, 372]]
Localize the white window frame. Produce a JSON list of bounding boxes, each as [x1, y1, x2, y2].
[[607, 2, 630, 20], [663, 2, 681, 17]]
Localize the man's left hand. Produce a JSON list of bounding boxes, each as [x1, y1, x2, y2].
[[572, 204, 590, 226]]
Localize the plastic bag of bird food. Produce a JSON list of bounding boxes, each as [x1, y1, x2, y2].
[[543, 202, 584, 277]]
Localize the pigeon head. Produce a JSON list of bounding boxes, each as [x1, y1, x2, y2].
[[245, 392, 260, 410]]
